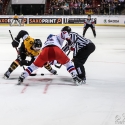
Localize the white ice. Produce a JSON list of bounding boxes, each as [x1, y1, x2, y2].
[[0, 26, 125, 125]]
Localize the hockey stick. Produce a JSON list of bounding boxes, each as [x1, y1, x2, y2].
[[55, 50, 71, 69], [9, 30, 37, 76]]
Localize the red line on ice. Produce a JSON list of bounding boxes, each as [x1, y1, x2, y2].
[[21, 84, 29, 93], [43, 74, 53, 94], [43, 84, 50, 94]]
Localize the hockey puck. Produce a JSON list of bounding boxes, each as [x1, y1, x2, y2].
[[41, 73, 44, 76]]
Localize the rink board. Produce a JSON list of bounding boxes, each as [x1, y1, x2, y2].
[[0, 15, 125, 27], [0, 24, 125, 27]]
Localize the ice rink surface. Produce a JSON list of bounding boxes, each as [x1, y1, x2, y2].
[[0, 26, 125, 125]]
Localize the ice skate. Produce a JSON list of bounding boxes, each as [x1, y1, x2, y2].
[[73, 76, 82, 86], [17, 76, 24, 85], [17, 72, 25, 85], [82, 80, 86, 84], [50, 69, 57, 75], [3, 71, 10, 79], [81, 77, 86, 84]]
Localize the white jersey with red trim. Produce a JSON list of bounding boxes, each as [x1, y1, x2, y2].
[[43, 31, 70, 49], [84, 19, 95, 28]]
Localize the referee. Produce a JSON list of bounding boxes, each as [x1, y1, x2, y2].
[[83, 15, 96, 38], [62, 30, 95, 83]]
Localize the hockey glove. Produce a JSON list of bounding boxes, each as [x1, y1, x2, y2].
[[12, 38, 20, 47], [69, 46, 75, 51], [69, 43, 75, 51], [19, 60, 32, 66]]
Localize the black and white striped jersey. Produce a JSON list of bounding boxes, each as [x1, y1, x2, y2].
[[62, 32, 92, 56]]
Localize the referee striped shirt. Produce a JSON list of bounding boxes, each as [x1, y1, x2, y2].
[[62, 32, 91, 56]]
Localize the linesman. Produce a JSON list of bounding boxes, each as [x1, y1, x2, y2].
[[83, 15, 96, 38]]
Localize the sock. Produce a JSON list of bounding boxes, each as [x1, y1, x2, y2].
[[64, 61, 77, 78], [21, 63, 38, 79], [8, 60, 19, 73]]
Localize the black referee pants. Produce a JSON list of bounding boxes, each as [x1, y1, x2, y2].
[[73, 42, 95, 80], [83, 24, 96, 37]]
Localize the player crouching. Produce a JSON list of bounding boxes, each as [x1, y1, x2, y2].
[[17, 26, 82, 86], [3, 30, 57, 79]]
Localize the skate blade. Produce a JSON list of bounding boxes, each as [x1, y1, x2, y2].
[[82, 80, 86, 84], [16, 82, 21, 85], [74, 81, 82, 86], [3, 75, 9, 80]]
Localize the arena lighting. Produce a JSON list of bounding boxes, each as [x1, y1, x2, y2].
[[98, 4, 100, 7]]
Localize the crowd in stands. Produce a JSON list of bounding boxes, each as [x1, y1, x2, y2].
[[47, 0, 125, 15], [0, 0, 10, 15], [0, 0, 125, 15], [0, 0, 3, 14]]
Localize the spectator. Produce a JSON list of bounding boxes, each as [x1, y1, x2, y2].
[[115, 1, 121, 14], [81, 1, 86, 14], [77, 0, 81, 14], [50, 0, 58, 14], [63, 1, 69, 15], [58, 0, 63, 3], [69, 0, 74, 15], [110, 3, 115, 14], [0, 0, 3, 14], [100, 6, 104, 15], [48, 0, 125, 15], [73, 0, 78, 14]]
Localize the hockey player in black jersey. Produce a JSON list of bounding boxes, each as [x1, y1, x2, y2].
[[62, 29, 95, 83], [83, 15, 96, 38], [3, 30, 57, 79]]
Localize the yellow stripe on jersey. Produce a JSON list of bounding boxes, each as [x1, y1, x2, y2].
[[24, 36, 40, 57], [14, 60, 20, 65]]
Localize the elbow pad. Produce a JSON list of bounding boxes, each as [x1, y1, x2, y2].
[[16, 30, 29, 40]]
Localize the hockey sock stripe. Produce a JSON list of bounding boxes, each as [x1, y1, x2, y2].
[[26, 69, 31, 75], [28, 67, 33, 72], [25, 67, 33, 75], [14, 60, 20, 65], [67, 65, 74, 71], [68, 67, 75, 73], [44, 64, 52, 71]]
